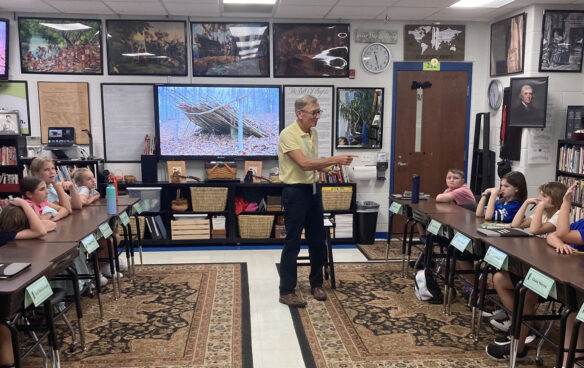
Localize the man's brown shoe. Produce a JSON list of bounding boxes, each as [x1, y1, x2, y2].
[[311, 287, 327, 301], [279, 293, 307, 307]]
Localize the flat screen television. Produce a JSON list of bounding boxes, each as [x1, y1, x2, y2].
[[155, 84, 282, 160], [0, 19, 8, 80]]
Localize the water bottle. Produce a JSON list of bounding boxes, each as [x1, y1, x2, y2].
[[106, 184, 116, 215], [411, 174, 420, 203]]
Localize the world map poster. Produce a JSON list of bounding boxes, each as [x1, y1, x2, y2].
[[404, 25, 465, 61]]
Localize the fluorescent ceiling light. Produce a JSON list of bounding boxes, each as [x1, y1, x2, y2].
[[40, 22, 92, 31], [230, 26, 267, 37], [223, 0, 276, 4], [450, 0, 514, 8]]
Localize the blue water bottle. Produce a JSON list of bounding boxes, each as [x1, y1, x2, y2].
[[411, 174, 420, 203], [106, 184, 116, 215]]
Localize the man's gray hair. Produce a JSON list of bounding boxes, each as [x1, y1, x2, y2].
[[295, 95, 318, 112]]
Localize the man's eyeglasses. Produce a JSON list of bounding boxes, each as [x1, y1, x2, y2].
[[299, 109, 323, 117]]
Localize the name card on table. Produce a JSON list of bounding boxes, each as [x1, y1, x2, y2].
[[484, 246, 508, 271], [81, 234, 100, 254], [450, 232, 472, 253], [25, 276, 53, 308], [132, 202, 143, 215], [99, 222, 113, 239], [389, 202, 404, 215], [427, 219, 443, 236], [119, 212, 130, 226], [523, 267, 557, 299], [577, 303, 584, 323]]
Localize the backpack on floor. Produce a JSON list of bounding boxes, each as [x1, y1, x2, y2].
[[414, 268, 442, 303]]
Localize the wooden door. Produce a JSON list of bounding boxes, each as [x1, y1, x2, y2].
[[392, 69, 469, 233]]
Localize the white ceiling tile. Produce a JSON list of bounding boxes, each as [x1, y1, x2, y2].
[[392, 0, 457, 7], [274, 4, 331, 18], [336, 0, 391, 6], [164, 1, 220, 16], [0, 0, 58, 12], [47, 0, 114, 14], [104, 1, 167, 14], [327, 6, 386, 19], [279, 0, 337, 5], [381, 6, 441, 20]]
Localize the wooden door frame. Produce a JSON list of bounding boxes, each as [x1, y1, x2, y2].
[[389, 62, 473, 194]]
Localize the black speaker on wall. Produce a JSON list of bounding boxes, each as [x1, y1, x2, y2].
[[141, 155, 158, 183]]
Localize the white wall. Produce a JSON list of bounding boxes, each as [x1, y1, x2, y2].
[[487, 4, 584, 199], [12, 10, 567, 235]]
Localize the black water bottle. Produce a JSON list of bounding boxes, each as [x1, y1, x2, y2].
[[411, 174, 420, 203]]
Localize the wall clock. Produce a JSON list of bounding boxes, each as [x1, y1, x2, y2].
[[361, 43, 391, 74], [488, 79, 504, 110]]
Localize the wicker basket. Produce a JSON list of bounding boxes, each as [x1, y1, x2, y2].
[[321, 186, 353, 210], [205, 162, 237, 179], [117, 215, 146, 239], [238, 215, 274, 238], [190, 187, 228, 211]]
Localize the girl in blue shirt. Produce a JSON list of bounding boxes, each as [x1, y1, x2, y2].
[[476, 171, 527, 222]]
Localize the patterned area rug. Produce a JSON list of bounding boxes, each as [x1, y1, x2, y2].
[[289, 262, 554, 368], [25, 263, 252, 368], [357, 240, 422, 261]]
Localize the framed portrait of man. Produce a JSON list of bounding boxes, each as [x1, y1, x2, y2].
[[508, 77, 548, 128], [0, 111, 20, 135]]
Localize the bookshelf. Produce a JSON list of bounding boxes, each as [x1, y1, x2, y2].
[[556, 140, 584, 221], [0, 136, 26, 195]]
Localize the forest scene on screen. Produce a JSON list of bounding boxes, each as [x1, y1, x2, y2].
[[157, 86, 280, 157]]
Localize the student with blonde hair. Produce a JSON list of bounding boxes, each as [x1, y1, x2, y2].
[[30, 157, 82, 213]]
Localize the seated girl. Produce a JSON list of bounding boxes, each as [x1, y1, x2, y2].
[[546, 181, 584, 367], [72, 168, 100, 205], [476, 171, 527, 222], [485, 182, 567, 362], [0, 197, 55, 367], [20, 176, 68, 222], [30, 157, 82, 213]]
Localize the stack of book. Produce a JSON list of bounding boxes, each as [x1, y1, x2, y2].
[[318, 164, 350, 184], [334, 214, 353, 239], [0, 146, 16, 165], [266, 196, 281, 212], [211, 215, 226, 239]]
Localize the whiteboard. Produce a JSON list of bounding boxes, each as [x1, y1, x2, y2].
[[102, 84, 155, 162], [283, 85, 334, 158]]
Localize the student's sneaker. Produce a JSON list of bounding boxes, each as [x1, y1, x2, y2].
[[486, 342, 528, 362], [117, 255, 129, 271], [482, 308, 506, 320], [99, 273, 108, 287], [494, 332, 536, 345], [100, 265, 123, 279], [490, 318, 511, 333]]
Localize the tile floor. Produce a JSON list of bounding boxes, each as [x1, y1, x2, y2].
[[139, 246, 367, 368]]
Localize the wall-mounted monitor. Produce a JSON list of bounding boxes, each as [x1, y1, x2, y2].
[[0, 19, 9, 80], [155, 84, 282, 160]]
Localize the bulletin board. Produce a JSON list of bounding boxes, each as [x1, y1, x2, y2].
[[101, 83, 155, 162], [283, 85, 334, 158], [38, 82, 90, 144]]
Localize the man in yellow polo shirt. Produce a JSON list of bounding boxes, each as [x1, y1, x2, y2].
[[278, 94, 356, 307]]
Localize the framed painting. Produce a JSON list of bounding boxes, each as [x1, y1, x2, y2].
[[539, 10, 584, 72], [404, 25, 465, 61], [0, 81, 30, 135], [106, 20, 188, 76], [273, 23, 350, 78], [490, 13, 526, 77], [18, 17, 102, 74], [0, 111, 20, 135], [336, 87, 383, 149], [191, 22, 269, 77], [508, 77, 548, 128], [565, 106, 584, 140]]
